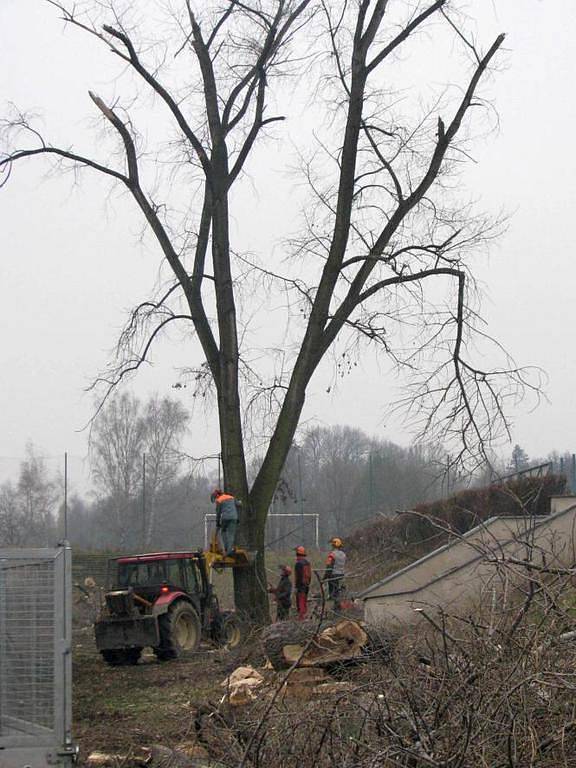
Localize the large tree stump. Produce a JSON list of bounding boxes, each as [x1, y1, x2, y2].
[[260, 620, 329, 671], [261, 619, 391, 671]]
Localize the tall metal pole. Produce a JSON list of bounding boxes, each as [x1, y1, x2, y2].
[[297, 450, 305, 542], [369, 452, 374, 515], [64, 451, 68, 541], [142, 452, 146, 549]]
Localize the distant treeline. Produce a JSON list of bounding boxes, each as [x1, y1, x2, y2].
[[0, 390, 570, 554]]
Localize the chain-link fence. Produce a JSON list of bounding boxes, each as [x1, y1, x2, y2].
[[0, 545, 75, 768]]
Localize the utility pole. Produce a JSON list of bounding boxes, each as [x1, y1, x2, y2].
[[297, 450, 305, 543], [369, 452, 374, 515], [142, 452, 146, 550], [63, 451, 68, 541]]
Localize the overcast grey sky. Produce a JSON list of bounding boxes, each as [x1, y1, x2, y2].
[[1, 0, 575, 490]]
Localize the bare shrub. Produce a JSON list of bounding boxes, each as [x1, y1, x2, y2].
[[195, 551, 576, 767]]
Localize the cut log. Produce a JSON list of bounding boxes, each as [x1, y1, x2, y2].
[[283, 620, 368, 666], [261, 619, 391, 671], [86, 746, 210, 768], [86, 753, 123, 767], [260, 620, 333, 671]]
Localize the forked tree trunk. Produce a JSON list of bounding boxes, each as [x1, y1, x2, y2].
[[0, 0, 506, 629]]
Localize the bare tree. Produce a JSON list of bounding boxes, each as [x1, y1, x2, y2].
[[0, 0, 534, 619], [90, 392, 147, 547], [0, 483, 25, 546], [0, 444, 58, 546], [301, 425, 371, 534], [142, 395, 190, 546], [90, 392, 189, 547]]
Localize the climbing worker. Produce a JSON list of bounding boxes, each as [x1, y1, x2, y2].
[[324, 537, 346, 611], [268, 565, 293, 621], [210, 488, 240, 556], [294, 545, 312, 620]]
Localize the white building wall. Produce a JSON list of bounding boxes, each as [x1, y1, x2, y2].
[[362, 505, 576, 628]]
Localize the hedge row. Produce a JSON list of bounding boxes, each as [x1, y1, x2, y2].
[[347, 474, 567, 565]]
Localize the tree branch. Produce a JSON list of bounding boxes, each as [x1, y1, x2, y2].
[[0, 145, 127, 186], [87, 92, 221, 385], [323, 33, 505, 345], [367, 0, 447, 73], [99, 22, 211, 172]]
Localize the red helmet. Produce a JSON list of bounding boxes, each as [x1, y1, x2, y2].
[[295, 545, 307, 556]]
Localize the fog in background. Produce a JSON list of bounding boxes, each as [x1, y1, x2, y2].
[[1, 0, 575, 496]]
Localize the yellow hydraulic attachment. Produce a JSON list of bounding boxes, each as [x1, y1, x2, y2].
[[204, 531, 255, 571]]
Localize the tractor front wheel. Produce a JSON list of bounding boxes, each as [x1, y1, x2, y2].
[[213, 611, 244, 650], [155, 601, 201, 661]]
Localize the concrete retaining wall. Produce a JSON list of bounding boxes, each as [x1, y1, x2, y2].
[[360, 504, 576, 627]]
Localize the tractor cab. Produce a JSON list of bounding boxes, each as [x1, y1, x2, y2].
[[114, 552, 207, 605]]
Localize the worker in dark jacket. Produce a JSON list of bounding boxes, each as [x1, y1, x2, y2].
[[294, 545, 312, 620], [324, 537, 346, 610], [268, 565, 292, 621], [210, 489, 240, 556]]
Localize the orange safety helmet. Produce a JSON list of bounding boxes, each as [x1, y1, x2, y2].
[[295, 545, 307, 556], [330, 537, 343, 548]]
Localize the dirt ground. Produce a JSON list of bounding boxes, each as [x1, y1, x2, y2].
[[73, 628, 242, 761]]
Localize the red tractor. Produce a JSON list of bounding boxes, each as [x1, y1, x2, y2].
[[94, 550, 244, 665]]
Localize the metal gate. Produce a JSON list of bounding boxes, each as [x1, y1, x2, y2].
[[0, 545, 75, 768]]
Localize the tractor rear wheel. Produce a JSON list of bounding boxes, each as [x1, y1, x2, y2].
[[155, 601, 201, 661], [101, 648, 142, 666]]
